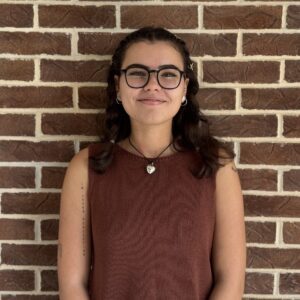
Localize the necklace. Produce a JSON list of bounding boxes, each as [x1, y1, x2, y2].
[[128, 137, 173, 174]]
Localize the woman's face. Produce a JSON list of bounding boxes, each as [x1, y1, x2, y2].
[[115, 41, 189, 128]]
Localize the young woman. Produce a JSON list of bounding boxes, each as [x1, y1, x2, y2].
[[58, 27, 246, 300]]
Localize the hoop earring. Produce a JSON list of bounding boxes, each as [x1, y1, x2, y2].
[[181, 96, 187, 106], [116, 97, 122, 105]]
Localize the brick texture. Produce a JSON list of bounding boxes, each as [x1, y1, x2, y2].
[[241, 88, 300, 110], [287, 6, 300, 28], [0, 5, 33, 27], [283, 170, 300, 191], [283, 222, 300, 244], [2, 244, 57, 266], [245, 273, 274, 294], [0, 32, 71, 55], [39, 5, 115, 28], [203, 6, 282, 29], [203, 61, 280, 83], [0, 167, 35, 188], [121, 6, 198, 29], [0, 219, 34, 240], [246, 221, 276, 244], [0, 270, 34, 291], [0, 59, 34, 81], [41, 167, 66, 189], [0, 1, 299, 298], [0, 87, 73, 108], [0, 115, 35, 136], [197, 88, 235, 110], [41, 60, 110, 82]]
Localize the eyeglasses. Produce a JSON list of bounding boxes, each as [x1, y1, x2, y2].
[[121, 64, 185, 90]]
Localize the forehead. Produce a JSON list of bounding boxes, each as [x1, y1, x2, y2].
[[122, 41, 184, 69]]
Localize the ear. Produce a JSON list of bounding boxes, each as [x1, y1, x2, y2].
[[114, 75, 120, 93]]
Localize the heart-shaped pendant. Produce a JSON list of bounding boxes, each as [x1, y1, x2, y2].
[[146, 163, 156, 174]]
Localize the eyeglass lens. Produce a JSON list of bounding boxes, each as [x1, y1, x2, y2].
[[125, 67, 182, 89]]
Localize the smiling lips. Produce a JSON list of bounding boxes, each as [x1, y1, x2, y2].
[[138, 98, 166, 105]]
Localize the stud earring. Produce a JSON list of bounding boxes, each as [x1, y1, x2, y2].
[[116, 96, 122, 105], [181, 96, 187, 106]]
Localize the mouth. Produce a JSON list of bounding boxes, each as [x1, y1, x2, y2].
[[138, 98, 166, 105]]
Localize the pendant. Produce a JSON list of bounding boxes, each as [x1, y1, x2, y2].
[[146, 162, 156, 174]]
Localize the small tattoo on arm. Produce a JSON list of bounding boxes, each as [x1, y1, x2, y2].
[[81, 183, 86, 257]]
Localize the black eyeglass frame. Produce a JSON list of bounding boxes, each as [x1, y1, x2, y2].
[[120, 64, 186, 90]]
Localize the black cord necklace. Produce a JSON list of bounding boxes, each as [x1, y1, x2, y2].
[[128, 137, 173, 174]]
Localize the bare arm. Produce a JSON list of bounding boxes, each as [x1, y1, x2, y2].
[[58, 148, 91, 300], [209, 161, 246, 300]]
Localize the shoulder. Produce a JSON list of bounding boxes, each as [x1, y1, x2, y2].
[[215, 147, 240, 190], [63, 146, 89, 189]]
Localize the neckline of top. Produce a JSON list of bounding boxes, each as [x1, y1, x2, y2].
[[114, 143, 186, 161]]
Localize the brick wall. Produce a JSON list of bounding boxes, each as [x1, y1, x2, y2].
[[0, 0, 299, 299]]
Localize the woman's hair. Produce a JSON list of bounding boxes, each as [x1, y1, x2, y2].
[[90, 26, 234, 178]]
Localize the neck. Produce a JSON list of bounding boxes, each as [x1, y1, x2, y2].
[[122, 124, 175, 158]]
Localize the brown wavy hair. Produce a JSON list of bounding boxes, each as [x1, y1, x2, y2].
[[89, 26, 234, 178]]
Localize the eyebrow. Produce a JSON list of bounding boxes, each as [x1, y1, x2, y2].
[[123, 63, 182, 70]]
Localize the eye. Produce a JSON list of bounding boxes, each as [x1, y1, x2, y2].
[[160, 69, 180, 78], [127, 68, 147, 77]]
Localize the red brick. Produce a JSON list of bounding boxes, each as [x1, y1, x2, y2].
[[2, 244, 57, 266], [287, 6, 300, 29], [0, 32, 71, 55], [78, 87, 107, 109], [0, 219, 34, 240], [203, 6, 282, 29], [0, 141, 74, 162], [1, 193, 60, 215], [247, 247, 300, 269], [242, 88, 300, 110], [0, 4, 33, 27], [208, 115, 277, 137], [243, 34, 300, 56], [41, 270, 58, 291], [203, 61, 279, 83], [178, 33, 237, 56], [0, 59, 34, 81], [0, 87, 73, 109], [39, 5, 115, 28], [41, 113, 103, 136], [283, 116, 300, 138], [0, 167, 35, 188], [0, 270, 34, 291], [121, 6, 197, 29], [0, 114, 35, 136], [197, 88, 235, 110], [283, 222, 300, 244], [41, 167, 66, 189], [246, 221, 276, 243], [285, 60, 300, 82], [245, 272, 274, 294], [240, 143, 300, 165], [40, 59, 110, 83], [41, 219, 59, 241], [283, 170, 300, 191], [78, 32, 126, 55], [244, 195, 300, 217], [280, 273, 300, 293], [3, 296, 58, 300], [239, 169, 277, 191]]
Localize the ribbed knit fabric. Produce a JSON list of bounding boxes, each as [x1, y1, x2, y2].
[[88, 142, 216, 300]]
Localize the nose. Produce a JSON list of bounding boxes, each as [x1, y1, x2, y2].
[[144, 71, 161, 90]]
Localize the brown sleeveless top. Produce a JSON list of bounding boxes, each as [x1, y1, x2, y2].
[[88, 142, 216, 300]]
